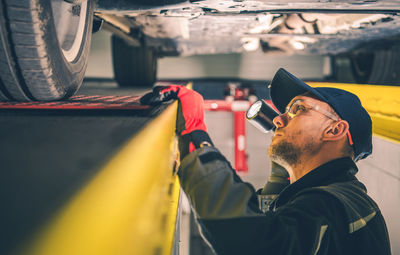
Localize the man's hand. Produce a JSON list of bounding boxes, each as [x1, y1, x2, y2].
[[141, 85, 213, 158]]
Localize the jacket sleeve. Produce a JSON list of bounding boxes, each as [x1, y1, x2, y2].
[[178, 146, 262, 218], [178, 146, 343, 255]]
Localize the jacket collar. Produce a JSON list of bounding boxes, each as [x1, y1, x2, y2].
[[272, 157, 359, 209]]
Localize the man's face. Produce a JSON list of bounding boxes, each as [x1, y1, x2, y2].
[[268, 95, 334, 167]]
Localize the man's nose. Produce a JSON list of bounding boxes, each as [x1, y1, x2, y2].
[[273, 114, 287, 128]]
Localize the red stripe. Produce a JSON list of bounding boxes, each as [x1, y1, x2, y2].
[[0, 104, 149, 110]]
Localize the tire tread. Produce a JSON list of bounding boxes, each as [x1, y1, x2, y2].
[[335, 45, 400, 86], [369, 46, 400, 85], [0, 0, 42, 100], [0, 0, 93, 101], [112, 35, 157, 87]]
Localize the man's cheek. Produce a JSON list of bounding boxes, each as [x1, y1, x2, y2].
[[286, 130, 302, 141]]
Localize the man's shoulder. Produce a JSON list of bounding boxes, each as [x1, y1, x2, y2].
[[299, 180, 376, 208], [290, 180, 380, 234], [293, 180, 378, 213]]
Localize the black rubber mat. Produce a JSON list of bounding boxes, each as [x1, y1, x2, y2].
[[0, 95, 148, 109]]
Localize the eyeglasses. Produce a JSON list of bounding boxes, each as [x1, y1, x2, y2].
[[284, 99, 354, 145], [285, 99, 339, 121]]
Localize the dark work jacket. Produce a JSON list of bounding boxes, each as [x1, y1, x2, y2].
[[178, 146, 391, 255]]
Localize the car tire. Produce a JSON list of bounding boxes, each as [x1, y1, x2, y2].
[[112, 36, 157, 87], [333, 45, 400, 85], [0, 0, 94, 101]]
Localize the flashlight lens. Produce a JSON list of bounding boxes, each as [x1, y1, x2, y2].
[[246, 101, 262, 119], [246, 99, 279, 133]]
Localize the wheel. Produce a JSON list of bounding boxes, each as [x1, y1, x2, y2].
[[333, 45, 400, 85], [349, 50, 374, 84], [0, 0, 94, 101], [112, 36, 157, 87]]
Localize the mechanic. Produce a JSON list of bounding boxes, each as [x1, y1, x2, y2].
[[141, 68, 391, 255]]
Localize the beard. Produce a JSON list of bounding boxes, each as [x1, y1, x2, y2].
[[268, 134, 322, 167], [268, 139, 301, 167]]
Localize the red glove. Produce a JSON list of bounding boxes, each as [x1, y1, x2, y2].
[[161, 85, 207, 135], [141, 85, 213, 157]]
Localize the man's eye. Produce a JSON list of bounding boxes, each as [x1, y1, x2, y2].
[[292, 104, 306, 114]]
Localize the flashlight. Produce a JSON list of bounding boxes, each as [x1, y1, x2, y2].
[[246, 100, 280, 133]]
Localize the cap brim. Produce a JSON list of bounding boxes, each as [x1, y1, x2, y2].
[[270, 68, 327, 113]]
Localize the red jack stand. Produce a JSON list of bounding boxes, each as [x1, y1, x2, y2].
[[203, 83, 257, 174], [234, 111, 248, 173]]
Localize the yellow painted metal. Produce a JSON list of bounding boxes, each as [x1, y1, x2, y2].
[[163, 175, 181, 255], [308, 82, 400, 143], [25, 102, 180, 255]]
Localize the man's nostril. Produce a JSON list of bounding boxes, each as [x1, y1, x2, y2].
[[273, 115, 285, 127]]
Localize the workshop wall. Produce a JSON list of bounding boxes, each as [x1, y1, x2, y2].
[[85, 30, 328, 81], [357, 137, 400, 254]]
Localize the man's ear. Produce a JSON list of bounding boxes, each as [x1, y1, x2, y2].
[[322, 120, 349, 142]]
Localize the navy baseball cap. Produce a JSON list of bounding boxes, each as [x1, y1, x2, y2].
[[269, 68, 372, 161]]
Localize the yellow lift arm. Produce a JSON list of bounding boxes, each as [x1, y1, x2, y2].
[[25, 102, 180, 255], [309, 82, 400, 144]]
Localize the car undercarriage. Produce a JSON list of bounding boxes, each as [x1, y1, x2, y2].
[[1, 0, 399, 101]]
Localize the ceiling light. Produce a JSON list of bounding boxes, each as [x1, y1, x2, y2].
[[290, 41, 305, 50], [241, 37, 260, 51]]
